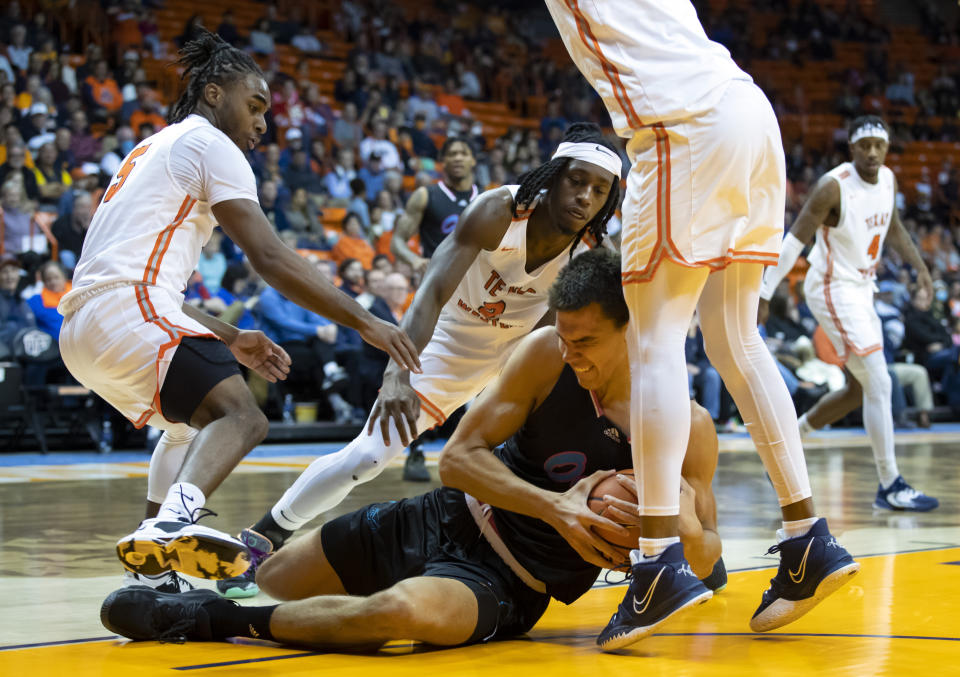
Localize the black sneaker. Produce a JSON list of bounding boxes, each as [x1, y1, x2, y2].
[[101, 586, 225, 642], [700, 556, 727, 592], [750, 518, 859, 632], [596, 542, 712, 651], [402, 446, 430, 482], [216, 528, 274, 599]]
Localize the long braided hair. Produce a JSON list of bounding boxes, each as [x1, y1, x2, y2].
[[513, 122, 621, 252], [167, 29, 265, 125]]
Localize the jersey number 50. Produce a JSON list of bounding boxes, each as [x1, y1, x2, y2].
[[103, 144, 151, 203]]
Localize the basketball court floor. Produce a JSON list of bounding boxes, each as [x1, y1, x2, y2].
[[1, 427, 957, 675]]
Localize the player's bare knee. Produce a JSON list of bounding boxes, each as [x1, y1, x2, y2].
[[354, 587, 419, 640], [255, 551, 293, 599], [689, 401, 712, 430]]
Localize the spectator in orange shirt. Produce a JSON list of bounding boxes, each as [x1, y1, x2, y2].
[[126, 84, 166, 134], [330, 212, 375, 270], [83, 60, 123, 118]]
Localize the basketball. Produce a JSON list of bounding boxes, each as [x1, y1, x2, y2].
[[586, 469, 641, 569]]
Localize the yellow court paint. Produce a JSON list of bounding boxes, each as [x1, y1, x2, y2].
[[3, 547, 957, 677]]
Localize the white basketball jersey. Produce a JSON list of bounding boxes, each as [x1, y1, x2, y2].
[[439, 186, 578, 341], [63, 115, 258, 308], [544, 0, 750, 135], [807, 162, 895, 284]]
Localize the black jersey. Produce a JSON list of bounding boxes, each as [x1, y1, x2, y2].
[[420, 181, 478, 258], [491, 364, 632, 604]]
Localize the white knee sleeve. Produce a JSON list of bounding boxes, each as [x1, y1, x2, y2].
[[147, 424, 198, 503], [846, 350, 898, 486], [271, 415, 411, 530], [699, 263, 812, 506]]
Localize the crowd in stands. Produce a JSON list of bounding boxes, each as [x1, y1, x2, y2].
[[1, 0, 960, 441]]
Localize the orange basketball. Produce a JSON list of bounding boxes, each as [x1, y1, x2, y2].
[[586, 469, 640, 570]]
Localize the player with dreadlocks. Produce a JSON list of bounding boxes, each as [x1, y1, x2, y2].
[[57, 29, 420, 592], [214, 121, 622, 598]]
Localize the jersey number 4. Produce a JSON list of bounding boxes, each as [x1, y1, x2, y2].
[[103, 144, 151, 203], [867, 234, 881, 260]]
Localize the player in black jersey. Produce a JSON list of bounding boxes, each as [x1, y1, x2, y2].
[[390, 137, 478, 480], [391, 137, 479, 275], [100, 249, 724, 649]]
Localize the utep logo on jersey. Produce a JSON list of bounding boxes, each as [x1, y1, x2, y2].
[[441, 213, 460, 235], [477, 300, 505, 321], [484, 269, 536, 298]]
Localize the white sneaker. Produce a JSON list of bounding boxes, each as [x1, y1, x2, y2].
[[122, 569, 196, 594], [116, 517, 251, 580]]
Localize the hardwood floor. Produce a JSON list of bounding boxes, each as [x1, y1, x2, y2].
[[0, 430, 957, 675]]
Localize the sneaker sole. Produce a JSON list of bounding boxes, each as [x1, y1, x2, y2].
[[872, 500, 939, 512], [218, 583, 260, 599], [117, 534, 251, 580], [598, 589, 713, 652], [749, 561, 860, 632]]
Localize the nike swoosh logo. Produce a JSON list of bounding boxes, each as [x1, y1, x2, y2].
[[632, 567, 665, 615], [280, 509, 290, 522], [500, 247, 517, 251], [789, 539, 814, 583]]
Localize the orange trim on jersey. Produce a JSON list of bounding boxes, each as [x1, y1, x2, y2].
[[622, 250, 780, 285], [654, 124, 686, 263], [130, 408, 155, 429], [413, 388, 447, 427], [142, 196, 196, 286], [563, 0, 643, 128]]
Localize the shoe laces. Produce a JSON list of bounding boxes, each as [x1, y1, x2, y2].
[[602, 567, 632, 586], [184, 505, 218, 525], [765, 543, 782, 556], [157, 619, 194, 644]]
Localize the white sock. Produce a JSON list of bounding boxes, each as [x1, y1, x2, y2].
[[632, 536, 681, 563], [780, 516, 819, 540], [797, 413, 816, 436], [156, 482, 206, 522]]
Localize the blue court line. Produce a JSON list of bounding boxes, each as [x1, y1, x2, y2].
[[0, 439, 448, 467], [0, 635, 117, 651], [174, 651, 325, 670]]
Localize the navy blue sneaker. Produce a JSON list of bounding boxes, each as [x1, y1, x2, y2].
[[750, 518, 859, 632], [596, 542, 712, 651], [101, 586, 226, 642], [874, 476, 939, 512], [700, 556, 727, 592]]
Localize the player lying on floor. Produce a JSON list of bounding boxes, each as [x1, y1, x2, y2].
[[100, 250, 725, 649]]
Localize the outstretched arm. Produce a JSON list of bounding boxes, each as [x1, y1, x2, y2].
[[181, 302, 291, 383], [212, 198, 420, 373], [370, 187, 515, 446], [439, 328, 629, 570]]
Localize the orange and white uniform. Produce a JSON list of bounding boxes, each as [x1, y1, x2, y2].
[[803, 162, 895, 361], [544, 0, 784, 281], [410, 186, 581, 428], [58, 114, 258, 430]]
